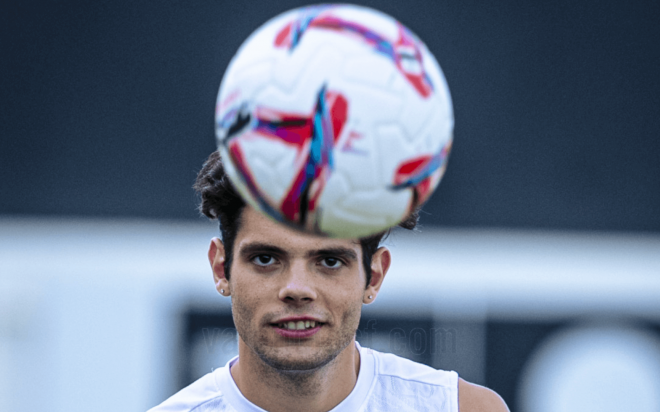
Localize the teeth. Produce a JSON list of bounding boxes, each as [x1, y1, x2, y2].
[[278, 321, 318, 330]]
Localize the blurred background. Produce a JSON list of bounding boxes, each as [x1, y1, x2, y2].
[[1, 0, 659, 411]]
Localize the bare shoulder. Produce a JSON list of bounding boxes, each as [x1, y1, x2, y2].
[[458, 378, 510, 412]]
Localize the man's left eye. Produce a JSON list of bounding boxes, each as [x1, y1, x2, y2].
[[321, 257, 342, 268]]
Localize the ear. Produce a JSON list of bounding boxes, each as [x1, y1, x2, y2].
[[208, 237, 230, 296], [364, 246, 391, 304]]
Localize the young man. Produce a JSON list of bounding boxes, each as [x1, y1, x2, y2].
[[149, 152, 509, 411]]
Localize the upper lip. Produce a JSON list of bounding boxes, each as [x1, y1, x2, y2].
[[271, 316, 324, 324]]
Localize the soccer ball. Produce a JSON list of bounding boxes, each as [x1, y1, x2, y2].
[[215, 4, 453, 238]]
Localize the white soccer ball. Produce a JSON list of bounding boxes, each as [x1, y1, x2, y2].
[[215, 4, 453, 238]]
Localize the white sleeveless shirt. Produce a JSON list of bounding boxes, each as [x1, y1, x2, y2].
[[149, 343, 458, 412]]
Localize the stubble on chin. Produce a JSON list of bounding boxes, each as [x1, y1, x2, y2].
[[232, 297, 362, 375]]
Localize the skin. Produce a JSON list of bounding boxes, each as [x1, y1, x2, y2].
[[458, 379, 510, 412], [208, 206, 509, 412]]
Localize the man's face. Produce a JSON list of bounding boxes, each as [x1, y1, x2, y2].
[[217, 207, 378, 372]]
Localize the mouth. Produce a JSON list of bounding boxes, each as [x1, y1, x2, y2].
[[277, 320, 319, 330], [271, 319, 324, 339]]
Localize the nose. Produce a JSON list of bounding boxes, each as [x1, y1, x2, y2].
[[278, 262, 317, 304]]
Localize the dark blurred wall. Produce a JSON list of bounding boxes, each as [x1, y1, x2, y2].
[[2, 0, 659, 231]]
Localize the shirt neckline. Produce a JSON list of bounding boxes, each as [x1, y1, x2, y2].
[[215, 342, 376, 412]]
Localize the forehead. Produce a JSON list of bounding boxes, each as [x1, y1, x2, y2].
[[235, 207, 360, 253]]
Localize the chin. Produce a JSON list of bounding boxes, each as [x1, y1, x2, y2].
[[257, 344, 344, 373]]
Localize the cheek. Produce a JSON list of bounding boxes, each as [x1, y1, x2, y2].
[[337, 294, 363, 337], [327, 267, 367, 303], [331, 282, 365, 320], [229, 265, 262, 297], [228, 270, 262, 325]]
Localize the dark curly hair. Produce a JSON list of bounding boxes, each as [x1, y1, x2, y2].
[[194, 150, 419, 287]]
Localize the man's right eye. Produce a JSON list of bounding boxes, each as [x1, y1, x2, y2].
[[252, 255, 276, 266]]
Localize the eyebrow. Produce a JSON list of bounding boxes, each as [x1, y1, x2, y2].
[[238, 242, 286, 260], [309, 247, 358, 262], [237, 242, 358, 262]]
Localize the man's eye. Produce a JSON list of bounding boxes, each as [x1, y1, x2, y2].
[[321, 257, 342, 269], [253, 255, 276, 266]]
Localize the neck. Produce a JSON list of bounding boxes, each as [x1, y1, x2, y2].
[[231, 339, 360, 412]]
